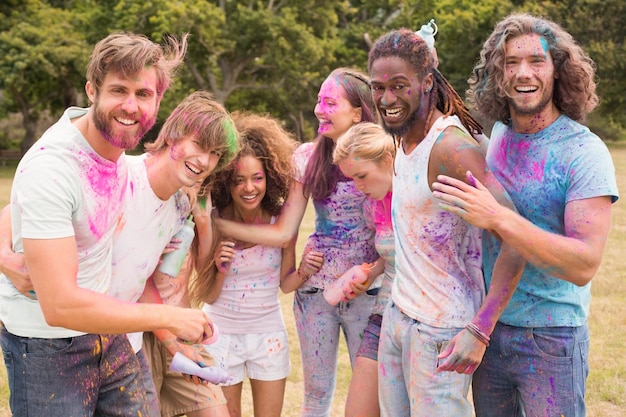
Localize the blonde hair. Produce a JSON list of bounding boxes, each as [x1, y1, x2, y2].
[[333, 122, 395, 166], [144, 90, 239, 173], [86, 32, 188, 99]]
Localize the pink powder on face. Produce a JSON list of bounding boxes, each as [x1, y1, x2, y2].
[[169, 142, 184, 161]]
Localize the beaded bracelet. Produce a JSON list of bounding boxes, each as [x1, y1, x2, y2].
[[465, 322, 490, 346]]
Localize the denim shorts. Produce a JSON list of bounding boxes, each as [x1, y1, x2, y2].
[[356, 313, 383, 361]]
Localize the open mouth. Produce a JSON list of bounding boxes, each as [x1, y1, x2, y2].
[[514, 85, 538, 94], [185, 162, 202, 175], [382, 107, 404, 120], [114, 116, 137, 126]]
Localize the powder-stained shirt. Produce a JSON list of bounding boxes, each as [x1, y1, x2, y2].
[[392, 115, 484, 329], [363, 192, 395, 316], [484, 115, 619, 327], [0, 107, 127, 338], [293, 142, 377, 289]]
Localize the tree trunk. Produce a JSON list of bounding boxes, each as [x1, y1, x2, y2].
[[20, 112, 38, 155]]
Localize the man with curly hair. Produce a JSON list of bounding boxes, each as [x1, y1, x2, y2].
[[433, 13, 619, 416]]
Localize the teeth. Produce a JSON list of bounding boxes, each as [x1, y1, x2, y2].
[[515, 86, 537, 93], [242, 195, 256, 200], [116, 117, 136, 125], [185, 162, 201, 175], [384, 108, 403, 118]]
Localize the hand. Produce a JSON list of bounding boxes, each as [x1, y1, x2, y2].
[[161, 237, 182, 255], [176, 343, 214, 386], [169, 308, 214, 346], [157, 330, 214, 386], [345, 279, 369, 300], [432, 171, 504, 231], [191, 196, 211, 236], [214, 240, 235, 273], [0, 247, 34, 299], [298, 250, 324, 279], [436, 328, 487, 374]]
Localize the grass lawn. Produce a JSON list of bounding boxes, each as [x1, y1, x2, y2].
[[0, 144, 625, 416]]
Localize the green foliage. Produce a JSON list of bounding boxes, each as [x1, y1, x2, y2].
[[0, 0, 624, 148], [0, 3, 87, 108]]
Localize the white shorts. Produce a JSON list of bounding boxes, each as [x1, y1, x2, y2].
[[205, 329, 291, 385]]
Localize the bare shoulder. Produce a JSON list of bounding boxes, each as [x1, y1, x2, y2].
[[432, 126, 481, 160]]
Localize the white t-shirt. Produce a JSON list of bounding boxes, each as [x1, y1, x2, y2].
[[0, 107, 128, 338], [108, 154, 190, 351]]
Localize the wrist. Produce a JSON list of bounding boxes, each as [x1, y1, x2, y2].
[[464, 322, 490, 346], [297, 267, 310, 282]]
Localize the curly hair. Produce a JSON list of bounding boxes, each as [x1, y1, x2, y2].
[[303, 67, 379, 201], [211, 112, 296, 216], [368, 29, 482, 145], [467, 13, 598, 123], [188, 112, 297, 307]]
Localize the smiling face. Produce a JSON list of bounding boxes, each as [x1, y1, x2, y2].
[[369, 56, 431, 138], [314, 76, 362, 141], [89, 68, 160, 150], [229, 155, 266, 215], [504, 33, 557, 121], [337, 153, 393, 201], [168, 135, 223, 188]]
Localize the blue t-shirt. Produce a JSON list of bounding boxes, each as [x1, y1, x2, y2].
[[484, 115, 619, 327]]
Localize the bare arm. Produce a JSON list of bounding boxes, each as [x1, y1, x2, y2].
[[429, 129, 525, 373], [140, 274, 213, 371], [432, 173, 611, 286], [213, 181, 309, 247], [203, 240, 234, 304], [191, 196, 214, 262], [23, 237, 211, 343], [278, 235, 301, 294]]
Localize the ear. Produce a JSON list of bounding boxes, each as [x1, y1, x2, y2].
[[382, 151, 394, 168], [352, 107, 363, 123], [422, 73, 434, 94], [85, 81, 96, 105]]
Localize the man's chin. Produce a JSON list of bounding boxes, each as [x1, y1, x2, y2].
[[382, 122, 410, 138], [381, 110, 419, 138]]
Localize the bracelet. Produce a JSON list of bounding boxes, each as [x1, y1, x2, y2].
[[464, 322, 490, 346]]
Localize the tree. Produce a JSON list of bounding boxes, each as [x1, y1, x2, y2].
[[0, 0, 88, 152]]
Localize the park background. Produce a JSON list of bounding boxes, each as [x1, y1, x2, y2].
[[0, 0, 625, 416]]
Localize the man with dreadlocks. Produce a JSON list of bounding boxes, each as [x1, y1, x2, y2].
[[367, 28, 525, 416]]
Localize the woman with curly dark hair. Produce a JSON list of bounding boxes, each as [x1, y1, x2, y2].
[[189, 112, 303, 417], [212, 68, 380, 416]]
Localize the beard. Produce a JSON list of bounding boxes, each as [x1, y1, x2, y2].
[[508, 92, 553, 117], [381, 108, 420, 138], [92, 99, 156, 150]]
